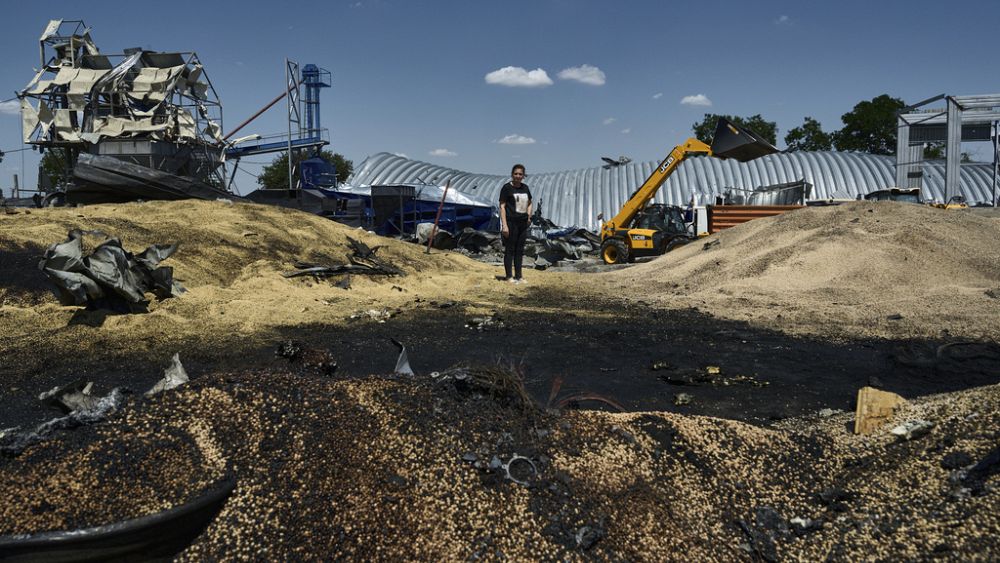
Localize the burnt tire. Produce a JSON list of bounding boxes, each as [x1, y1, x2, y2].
[[600, 238, 629, 265]]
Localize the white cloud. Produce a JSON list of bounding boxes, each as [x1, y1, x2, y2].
[[652, 92, 663, 100], [0, 100, 21, 115], [557, 64, 606, 86], [351, 1, 363, 7], [680, 94, 713, 107], [496, 134, 536, 145], [484, 66, 553, 87], [775, 14, 791, 25], [429, 148, 457, 157], [621, 128, 631, 134], [602, 117, 617, 125]]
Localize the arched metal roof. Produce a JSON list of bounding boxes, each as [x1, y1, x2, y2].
[[349, 151, 998, 230]]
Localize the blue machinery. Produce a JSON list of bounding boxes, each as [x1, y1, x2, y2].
[[224, 61, 330, 165], [301, 64, 328, 140], [294, 158, 496, 236]]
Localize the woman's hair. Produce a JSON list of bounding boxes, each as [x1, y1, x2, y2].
[[511, 164, 526, 175]]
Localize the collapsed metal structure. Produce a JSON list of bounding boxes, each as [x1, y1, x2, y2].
[[18, 19, 231, 203]]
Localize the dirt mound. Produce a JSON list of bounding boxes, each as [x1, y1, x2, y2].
[[609, 202, 1000, 339], [0, 199, 490, 302], [2, 370, 997, 560], [0, 199, 509, 363], [1, 199, 998, 559]]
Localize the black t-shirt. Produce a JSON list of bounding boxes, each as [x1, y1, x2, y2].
[[499, 182, 532, 222]]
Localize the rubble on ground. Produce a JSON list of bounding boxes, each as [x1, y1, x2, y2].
[[283, 236, 404, 279], [428, 223, 601, 270]]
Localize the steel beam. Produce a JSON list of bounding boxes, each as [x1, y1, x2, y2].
[[899, 110, 1000, 125], [952, 95, 1000, 109], [945, 97, 962, 202], [896, 115, 909, 187]]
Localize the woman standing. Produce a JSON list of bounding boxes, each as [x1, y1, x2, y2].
[[498, 164, 533, 284]]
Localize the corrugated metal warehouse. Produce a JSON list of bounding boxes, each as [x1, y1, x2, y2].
[[349, 151, 998, 230]]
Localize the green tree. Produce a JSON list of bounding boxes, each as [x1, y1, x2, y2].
[[923, 143, 945, 160], [258, 150, 353, 189], [922, 143, 975, 162], [39, 147, 72, 191], [832, 94, 905, 155], [784, 117, 833, 151], [692, 114, 778, 145]]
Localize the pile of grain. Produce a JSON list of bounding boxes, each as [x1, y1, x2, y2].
[[1, 371, 997, 560], [609, 202, 1000, 339]]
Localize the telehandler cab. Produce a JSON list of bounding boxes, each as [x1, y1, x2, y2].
[[598, 118, 779, 264]]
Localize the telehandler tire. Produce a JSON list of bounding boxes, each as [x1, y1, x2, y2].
[[663, 237, 691, 254], [600, 238, 629, 264]]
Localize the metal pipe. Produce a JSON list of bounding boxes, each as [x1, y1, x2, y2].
[[426, 181, 450, 253], [223, 81, 301, 141]]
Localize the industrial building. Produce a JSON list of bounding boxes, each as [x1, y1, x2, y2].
[[349, 151, 1000, 231]]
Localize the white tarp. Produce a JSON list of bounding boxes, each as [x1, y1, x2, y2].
[[128, 65, 185, 103], [19, 24, 221, 152], [334, 183, 495, 208], [39, 19, 62, 42], [174, 109, 197, 139], [28, 80, 53, 95], [67, 68, 108, 110], [21, 98, 38, 142], [68, 69, 109, 92], [185, 65, 209, 99], [26, 67, 52, 94], [54, 109, 80, 142], [78, 29, 99, 56], [51, 67, 78, 86], [36, 101, 54, 139], [90, 116, 170, 139], [93, 51, 142, 93]]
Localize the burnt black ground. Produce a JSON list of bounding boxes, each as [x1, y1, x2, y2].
[[2, 285, 998, 430]]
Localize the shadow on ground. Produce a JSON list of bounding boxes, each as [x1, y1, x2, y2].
[[2, 286, 997, 429], [0, 241, 53, 306]]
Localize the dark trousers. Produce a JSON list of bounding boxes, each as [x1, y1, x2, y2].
[[503, 218, 529, 279]]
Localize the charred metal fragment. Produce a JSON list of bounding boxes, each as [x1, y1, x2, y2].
[[2, 387, 127, 457], [38, 230, 184, 313], [392, 338, 414, 376], [39, 379, 100, 414], [145, 353, 189, 397], [284, 237, 404, 279]]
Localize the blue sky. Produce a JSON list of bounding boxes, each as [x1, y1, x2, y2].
[[1, 0, 997, 194]]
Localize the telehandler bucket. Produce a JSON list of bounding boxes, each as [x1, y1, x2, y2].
[[710, 118, 780, 162]]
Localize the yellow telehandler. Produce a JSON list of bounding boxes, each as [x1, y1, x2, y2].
[[598, 119, 779, 264]]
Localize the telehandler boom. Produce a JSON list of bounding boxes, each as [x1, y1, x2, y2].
[[599, 118, 778, 264]]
